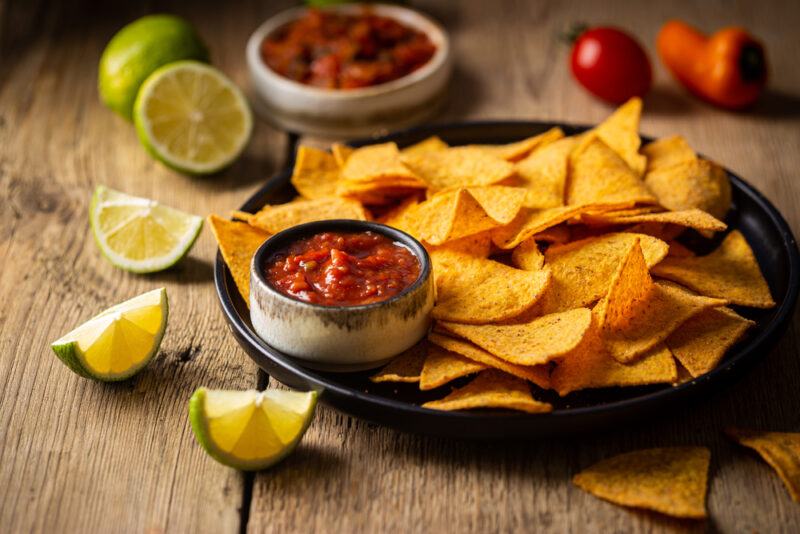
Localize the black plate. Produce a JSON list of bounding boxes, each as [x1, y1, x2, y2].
[[214, 121, 800, 439]]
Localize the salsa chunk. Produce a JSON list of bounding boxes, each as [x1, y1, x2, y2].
[[266, 231, 421, 306]]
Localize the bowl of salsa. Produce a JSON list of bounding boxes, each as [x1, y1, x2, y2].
[[249, 220, 434, 371], [246, 4, 451, 137]]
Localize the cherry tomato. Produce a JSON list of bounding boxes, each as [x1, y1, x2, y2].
[[570, 27, 652, 104]]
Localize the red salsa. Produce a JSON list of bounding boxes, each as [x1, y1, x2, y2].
[[266, 231, 421, 306], [260, 8, 437, 89]]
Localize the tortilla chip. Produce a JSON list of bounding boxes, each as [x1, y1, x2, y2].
[[419, 344, 486, 390], [533, 224, 570, 244], [465, 185, 527, 224], [431, 250, 552, 324], [428, 332, 551, 389], [242, 197, 368, 233], [340, 142, 422, 184], [551, 319, 677, 396], [642, 135, 696, 172], [535, 233, 669, 313], [511, 238, 545, 270], [573, 446, 710, 519], [331, 143, 354, 168], [401, 136, 449, 157], [426, 231, 493, 258], [597, 240, 726, 362], [652, 230, 775, 308], [369, 340, 428, 383], [377, 196, 421, 228], [515, 137, 575, 209], [567, 137, 656, 207], [290, 146, 341, 199], [413, 189, 500, 245], [422, 369, 552, 414], [471, 127, 564, 162], [582, 208, 726, 234], [624, 222, 685, 242], [401, 146, 515, 192], [439, 308, 592, 366], [207, 215, 270, 304], [667, 240, 695, 258], [666, 307, 754, 377], [591, 96, 647, 175], [492, 205, 587, 250], [725, 428, 800, 503], [644, 159, 731, 220]]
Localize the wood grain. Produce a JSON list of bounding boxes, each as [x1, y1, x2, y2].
[[1, 1, 799, 533]]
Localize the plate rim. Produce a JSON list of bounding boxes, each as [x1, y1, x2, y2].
[[213, 119, 800, 429]]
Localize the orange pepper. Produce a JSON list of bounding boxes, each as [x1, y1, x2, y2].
[[657, 20, 767, 110]]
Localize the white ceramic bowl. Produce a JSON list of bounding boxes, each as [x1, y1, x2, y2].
[[249, 220, 434, 372], [246, 4, 452, 137]]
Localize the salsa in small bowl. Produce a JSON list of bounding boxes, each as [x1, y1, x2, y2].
[[250, 220, 434, 372], [245, 4, 451, 137]]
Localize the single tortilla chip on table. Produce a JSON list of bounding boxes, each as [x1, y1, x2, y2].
[[290, 146, 340, 199], [428, 332, 551, 389], [419, 344, 486, 391], [207, 215, 270, 305], [431, 250, 552, 324], [238, 197, 368, 234], [642, 135, 697, 172], [652, 230, 775, 308], [470, 127, 564, 162], [438, 308, 592, 367], [370, 340, 428, 383], [595, 240, 727, 363], [581, 208, 727, 234], [567, 136, 656, 207], [401, 135, 449, 157], [401, 146, 515, 192], [422, 369, 552, 414], [514, 137, 575, 209], [644, 158, 731, 221], [666, 307, 754, 377], [572, 446, 710, 519], [531, 233, 669, 314], [725, 428, 800, 503], [589, 96, 647, 176]]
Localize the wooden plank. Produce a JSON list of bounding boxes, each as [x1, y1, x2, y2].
[[0, 1, 290, 532], [248, 1, 800, 533]]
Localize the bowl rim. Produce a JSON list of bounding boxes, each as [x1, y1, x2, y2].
[[215, 119, 800, 434], [245, 3, 451, 100], [250, 219, 432, 312]]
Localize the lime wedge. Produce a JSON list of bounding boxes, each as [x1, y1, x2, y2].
[[133, 61, 253, 175], [189, 387, 318, 471], [90, 185, 203, 273], [51, 288, 168, 381]]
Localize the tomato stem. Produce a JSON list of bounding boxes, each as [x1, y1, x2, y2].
[[562, 23, 589, 45]]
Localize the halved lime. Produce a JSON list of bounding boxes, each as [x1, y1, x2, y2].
[[133, 61, 253, 175], [90, 185, 203, 273], [51, 288, 168, 381], [189, 388, 318, 471], [98, 14, 209, 121]]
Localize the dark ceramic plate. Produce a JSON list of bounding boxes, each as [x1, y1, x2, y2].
[[214, 121, 799, 439]]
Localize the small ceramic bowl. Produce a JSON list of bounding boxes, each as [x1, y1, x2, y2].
[[249, 220, 434, 372], [245, 3, 452, 137]]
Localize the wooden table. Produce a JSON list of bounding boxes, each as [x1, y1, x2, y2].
[[2, 1, 799, 532]]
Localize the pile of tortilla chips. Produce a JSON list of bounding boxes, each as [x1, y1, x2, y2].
[[209, 97, 775, 414]]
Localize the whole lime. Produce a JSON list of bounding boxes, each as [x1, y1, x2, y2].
[[98, 14, 209, 121]]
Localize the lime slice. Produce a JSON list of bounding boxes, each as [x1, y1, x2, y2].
[[133, 61, 253, 175], [51, 288, 168, 381], [90, 185, 203, 273], [98, 15, 209, 121], [189, 387, 318, 471]]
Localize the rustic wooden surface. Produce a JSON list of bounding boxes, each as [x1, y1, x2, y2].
[[2, 0, 799, 532]]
